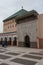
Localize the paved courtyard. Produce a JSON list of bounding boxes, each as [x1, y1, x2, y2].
[[0, 46, 43, 65]]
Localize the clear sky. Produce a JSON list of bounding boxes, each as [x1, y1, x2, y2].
[[0, 0, 43, 33]]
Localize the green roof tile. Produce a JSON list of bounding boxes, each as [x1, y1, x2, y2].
[[3, 9, 38, 22]]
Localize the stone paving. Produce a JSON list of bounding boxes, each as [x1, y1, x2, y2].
[[0, 46, 43, 65]]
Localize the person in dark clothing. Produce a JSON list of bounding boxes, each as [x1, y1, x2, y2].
[[8, 38, 11, 45], [4, 38, 8, 46], [2, 38, 7, 47], [24, 35, 30, 47], [0, 38, 3, 45], [13, 37, 17, 46], [2, 41, 5, 47]]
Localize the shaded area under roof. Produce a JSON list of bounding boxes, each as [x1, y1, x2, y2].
[[3, 9, 38, 22]]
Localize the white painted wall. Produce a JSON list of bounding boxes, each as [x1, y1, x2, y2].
[[16, 19, 38, 42]]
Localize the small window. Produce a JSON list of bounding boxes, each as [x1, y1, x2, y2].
[[8, 25, 11, 28], [8, 26, 9, 28]]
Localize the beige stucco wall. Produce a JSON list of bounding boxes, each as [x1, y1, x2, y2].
[[3, 19, 16, 33], [37, 14, 43, 48], [38, 14, 43, 38]]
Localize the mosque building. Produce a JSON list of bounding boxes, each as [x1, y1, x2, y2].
[[0, 9, 43, 48]]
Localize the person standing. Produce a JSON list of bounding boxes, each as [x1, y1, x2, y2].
[[2, 37, 7, 47]]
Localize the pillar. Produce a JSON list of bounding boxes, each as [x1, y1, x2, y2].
[[38, 14, 43, 48]]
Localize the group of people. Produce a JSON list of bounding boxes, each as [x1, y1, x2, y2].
[[1, 37, 17, 47], [2, 38, 8, 47]]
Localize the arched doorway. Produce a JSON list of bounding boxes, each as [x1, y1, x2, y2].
[[13, 37, 17, 46], [8, 37, 11, 45], [24, 35, 30, 47]]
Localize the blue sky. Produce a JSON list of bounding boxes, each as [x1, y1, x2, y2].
[[0, 0, 43, 32]]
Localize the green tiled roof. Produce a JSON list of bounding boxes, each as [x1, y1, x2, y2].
[[3, 9, 38, 22]]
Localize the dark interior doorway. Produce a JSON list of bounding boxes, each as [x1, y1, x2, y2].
[[0, 38, 3, 45], [13, 37, 17, 46], [8, 37, 11, 45], [24, 35, 30, 47]]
